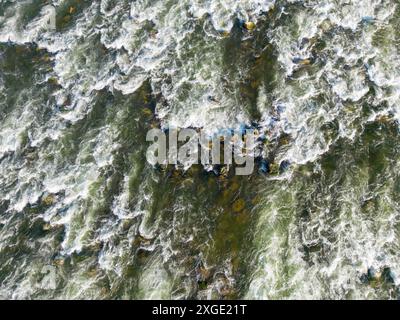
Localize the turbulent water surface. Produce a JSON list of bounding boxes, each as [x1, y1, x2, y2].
[[1, 0, 400, 299]]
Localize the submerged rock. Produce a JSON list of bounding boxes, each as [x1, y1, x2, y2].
[[243, 21, 256, 31], [141, 107, 153, 118], [232, 199, 245, 213], [292, 57, 312, 65], [361, 266, 396, 291], [279, 160, 291, 173], [220, 30, 231, 38], [53, 258, 65, 266], [42, 194, 55, 206], [269, 162, 279, 175], [47, 77, 59, 86]]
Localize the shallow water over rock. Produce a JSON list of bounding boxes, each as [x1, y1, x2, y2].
[[0, 0, 400, 299]]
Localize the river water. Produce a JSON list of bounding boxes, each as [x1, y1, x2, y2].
[[0, 0, 400, 299]]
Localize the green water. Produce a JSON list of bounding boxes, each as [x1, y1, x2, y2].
[[0, 0, 400, 299]]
